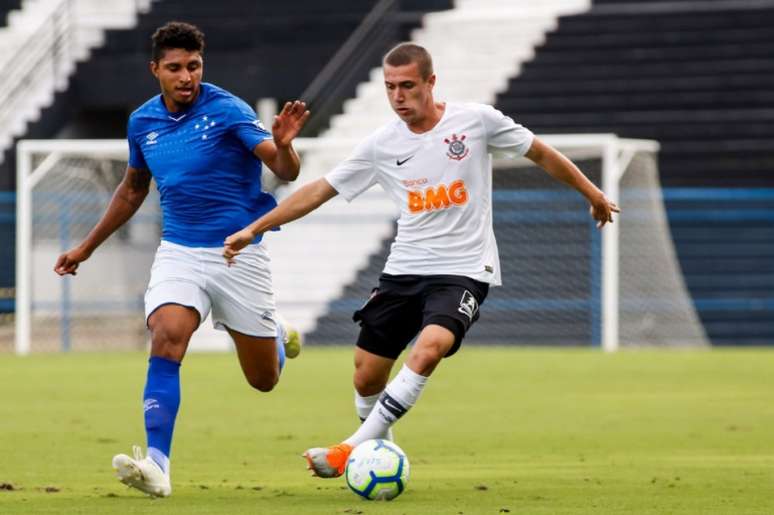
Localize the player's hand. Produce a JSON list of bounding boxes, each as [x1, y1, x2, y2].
[[271, 100, 310, 147], [589, 193, 620, 229], [223, 229, 254, 265], [54, 246, 91, 276]]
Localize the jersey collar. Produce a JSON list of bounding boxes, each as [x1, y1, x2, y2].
[[398, 101, 449, 139]]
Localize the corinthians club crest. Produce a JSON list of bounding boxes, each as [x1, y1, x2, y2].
[[444, 133, 470, 161]]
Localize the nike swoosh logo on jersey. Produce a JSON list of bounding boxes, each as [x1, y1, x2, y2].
[[396, 155, 414, 166]]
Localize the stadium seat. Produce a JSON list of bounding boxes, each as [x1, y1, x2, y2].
[[493, 2, 774, 344]]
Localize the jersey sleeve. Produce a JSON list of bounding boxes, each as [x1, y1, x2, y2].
[[324, 137, 378, 202], [477, 104, 534, 158], [126, 116, 147, 170], [226, 98, 272, 152]]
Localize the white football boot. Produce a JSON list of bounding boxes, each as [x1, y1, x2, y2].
[[112, 445, 171, 497]]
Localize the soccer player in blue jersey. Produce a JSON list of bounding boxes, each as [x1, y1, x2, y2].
[[53, 21, 309, 497]]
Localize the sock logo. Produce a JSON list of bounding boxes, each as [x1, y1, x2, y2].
[[458, 290, 478, 321], [144, 398, 160, 412], [379, 392, 408, 420]]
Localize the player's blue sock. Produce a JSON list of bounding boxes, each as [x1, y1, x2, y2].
[[143, 356, 181, 475], [275, 324, 286, 373]]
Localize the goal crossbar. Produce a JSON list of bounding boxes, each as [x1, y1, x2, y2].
[[16, 134, 663, 354]]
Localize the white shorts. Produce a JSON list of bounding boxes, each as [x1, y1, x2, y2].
[[144, 240, 277, 338]]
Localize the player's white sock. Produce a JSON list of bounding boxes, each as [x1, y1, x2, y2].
[[345, 365, 427, 446], [354, 391, 393, 441], [354, 391, 380, 421], [147, 447, 171, 476]]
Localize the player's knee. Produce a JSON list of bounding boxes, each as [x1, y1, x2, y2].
[[424, 334, 452, 358], [408, 338, 449, 375], [411, 344, 444, 368], [151, 328, 185, 346], [246, 372, 278, 393], [353, 372, 387, 396], [150, 325, 189, 359]]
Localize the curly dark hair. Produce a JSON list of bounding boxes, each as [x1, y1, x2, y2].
[[151, 21, 205, 62]]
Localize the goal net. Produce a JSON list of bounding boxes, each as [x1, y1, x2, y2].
[[300, 135, 708, 350], [16, 141, 159, 352], [15, 135, 707, 353], [464, 135, 708, 349]]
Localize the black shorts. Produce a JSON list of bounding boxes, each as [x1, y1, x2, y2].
[[353, 273, 489, 360]]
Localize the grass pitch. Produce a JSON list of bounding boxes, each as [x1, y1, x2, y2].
[[1, 347, 773, 514]]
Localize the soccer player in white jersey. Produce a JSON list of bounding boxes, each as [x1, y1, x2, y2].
[[53, 22, 308, 496], [222, 43, 619, 478]]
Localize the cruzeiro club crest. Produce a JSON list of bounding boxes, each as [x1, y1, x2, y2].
[[444, 133, 470, 161]]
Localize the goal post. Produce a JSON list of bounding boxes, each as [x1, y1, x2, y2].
[[14, 135, 707, 354], [478, 134, 708, 350], [301, 134, 708, 350], [16, 139, 151, 355], [543, 134, 646, 352]]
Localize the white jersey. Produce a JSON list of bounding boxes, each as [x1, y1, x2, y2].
[[325, 102, 534, 286]]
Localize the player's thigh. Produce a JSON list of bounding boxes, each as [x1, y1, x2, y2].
[[144, 242, 212, 360], [353, 346, 396, 395], [145, 242, 212, 323], [228, 327, 279, 392], [206, 243, 277, 338], [419, 277, 489, 358]]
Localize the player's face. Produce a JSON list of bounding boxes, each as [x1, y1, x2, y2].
[[384, 62, 436, 127], [150, 48, 203, 112]]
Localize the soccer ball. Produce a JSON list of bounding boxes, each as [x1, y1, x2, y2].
[[345, 439, 410, 501]]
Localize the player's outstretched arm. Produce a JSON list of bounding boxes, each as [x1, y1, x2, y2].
[[54, 166, 151, 276], [254, 100, 310, 181], [525, 137, 620, 229], [223, 177, 338, 264]]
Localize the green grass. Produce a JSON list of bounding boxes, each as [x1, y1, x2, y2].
[[1, 347, 773, 514]]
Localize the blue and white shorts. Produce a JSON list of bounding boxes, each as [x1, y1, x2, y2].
[[144, 240, 277, 338]]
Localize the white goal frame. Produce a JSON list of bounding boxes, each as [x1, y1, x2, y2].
[[15, 134, 660, 354]]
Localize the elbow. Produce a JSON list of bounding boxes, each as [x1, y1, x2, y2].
[[135, 183, 151, 196], [127, 190, 149, 209], [121, 183, 149, 208], [270, 164, 300, 182]]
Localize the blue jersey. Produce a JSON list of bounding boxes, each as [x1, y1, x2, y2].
[[127, 82, 276, 247]]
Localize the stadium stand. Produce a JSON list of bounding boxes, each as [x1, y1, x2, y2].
[[0, 0, 157, 189], [5, 0, 772, 348], [498, 4, 774, 186], [492, 1, 774, 344], [0, 0, 452, 323], [0, 0, 452, 188], [0, 0, 15, 311], [0, 0, 157, 321]]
